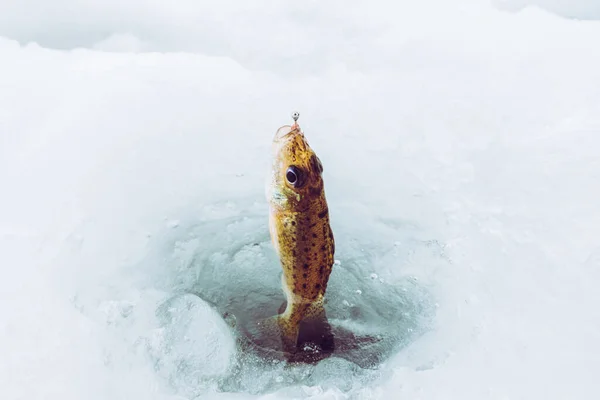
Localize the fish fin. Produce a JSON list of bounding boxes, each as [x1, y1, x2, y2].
[[250, 314, 300, 354], [297, 302, 335, 354], [276, 315, 302, 353], [247, 302, 333, 357]]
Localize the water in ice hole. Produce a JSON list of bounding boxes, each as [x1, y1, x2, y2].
[[142, 200, 442, 395]]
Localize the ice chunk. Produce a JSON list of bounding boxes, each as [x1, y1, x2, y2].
[[150, 294, 236, 396]]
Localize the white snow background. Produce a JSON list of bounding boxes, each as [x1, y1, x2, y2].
[[1, 0, 600, 399]]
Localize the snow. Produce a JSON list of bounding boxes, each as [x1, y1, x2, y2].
[[496, 0, 600, 19], [1, 1, 600, 399]]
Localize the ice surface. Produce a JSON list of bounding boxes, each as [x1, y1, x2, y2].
[[1, 1, 600, 399], [141, 202, 435, 393]]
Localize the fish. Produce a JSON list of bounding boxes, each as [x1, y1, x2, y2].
[[262, 116, 336, 355]]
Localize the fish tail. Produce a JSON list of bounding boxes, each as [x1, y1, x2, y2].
[[304, 299, 327, 321], [281, 299, 334, 354], [301, 301, 335, 353], [250, 313, 300, 354], [276, 314, 302, 352]]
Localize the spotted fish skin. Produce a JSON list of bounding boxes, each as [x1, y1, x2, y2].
[[266, 123, 335, 352]]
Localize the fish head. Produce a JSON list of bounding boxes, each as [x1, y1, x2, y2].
[[267, 124, 325, 209]]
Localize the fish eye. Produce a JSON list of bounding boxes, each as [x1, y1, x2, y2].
[[286, 166, 304, 187]]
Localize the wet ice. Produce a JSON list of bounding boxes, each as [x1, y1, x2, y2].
[[135, 200, 441, 395]]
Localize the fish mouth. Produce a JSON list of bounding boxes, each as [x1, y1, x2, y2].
[[274, 124, 301, 141]]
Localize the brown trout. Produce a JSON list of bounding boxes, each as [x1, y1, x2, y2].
[[263, 115, 335, 354]]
